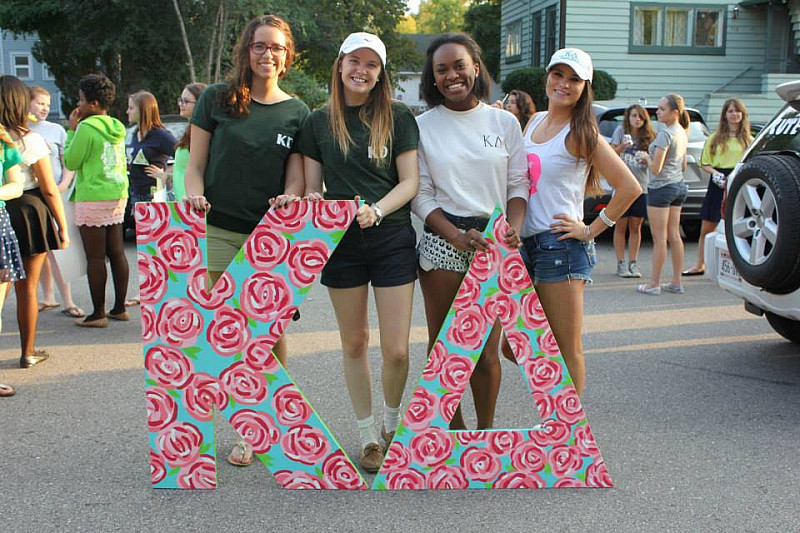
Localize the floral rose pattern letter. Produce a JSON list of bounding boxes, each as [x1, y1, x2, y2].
[[372, 206, 612, 490], [138, 201, 367, 490]]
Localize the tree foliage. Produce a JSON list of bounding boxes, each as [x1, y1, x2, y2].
[[416, 0, 468, 33], [463, 0, 501, 81], [0, 0, 418, 118]]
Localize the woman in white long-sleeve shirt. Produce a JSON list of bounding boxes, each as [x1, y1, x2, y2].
[[412, 33, 528, 430]]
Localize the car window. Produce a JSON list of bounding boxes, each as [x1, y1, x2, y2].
[[746, 102, 800, 156]]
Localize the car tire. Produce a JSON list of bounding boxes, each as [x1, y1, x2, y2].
[[724, 155, 800, 294], [765, 312, 800, 344]]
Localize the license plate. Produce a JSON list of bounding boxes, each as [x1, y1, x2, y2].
[[718, 251, 741, 283]]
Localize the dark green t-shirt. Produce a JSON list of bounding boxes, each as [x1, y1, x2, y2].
[[192, 83, 310, 233], [297, 100, 419, 225]]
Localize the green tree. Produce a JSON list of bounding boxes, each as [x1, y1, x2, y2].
[[416, 0, 468, 33], [463, 0, 501, 81]]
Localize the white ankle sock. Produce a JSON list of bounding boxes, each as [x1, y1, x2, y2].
[[383, 403, 401, 434], [357, 415, 379, 449]]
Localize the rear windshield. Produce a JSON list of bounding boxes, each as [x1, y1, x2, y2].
[[746, 101, 800, 157], [598, 110, 709, 143]]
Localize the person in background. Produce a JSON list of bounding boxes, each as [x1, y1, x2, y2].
[[0, 75, 69, 368], [413, 33, 528, 431], [184, 14, 309, 468], [518, 48, 640, 397], [28, 85, 85, 318], [299, 32, 419, 472], [493, 89, 535, 130], [64, 74, 129, 328], [170, 83, 206, 201], [125, 91, 176, 226], [609, 104, 655, 278], [0, 125, 26, 394], [683, 98, 751, 276], [635, 93, 690, 295]]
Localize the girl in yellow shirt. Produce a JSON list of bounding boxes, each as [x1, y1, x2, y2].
[[684, 98, 751, 275]]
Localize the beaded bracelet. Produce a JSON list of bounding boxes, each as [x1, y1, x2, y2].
[[598, 208, 616, 228]]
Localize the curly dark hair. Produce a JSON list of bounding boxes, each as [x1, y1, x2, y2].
[[420, 33, 491, 108], [78, 74, 116, 110]]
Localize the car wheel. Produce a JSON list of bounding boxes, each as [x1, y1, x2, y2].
[[765, 312, 800, 344], [724, 155, 800, 294]]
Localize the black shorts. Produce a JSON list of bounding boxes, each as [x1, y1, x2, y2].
[[321, 223, 418, 289], [621, 193, 648, 218]]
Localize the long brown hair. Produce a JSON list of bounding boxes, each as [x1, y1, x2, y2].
[[129, 91, 165, 138], [709, 98, 751, 157], [664, 93, 690, 130], [0, 124, 15, 160], [220, 14, 295, 118], [176, 83, 207, 150], [328, 49, 394, 166], [0, 75, 31, 141], [509, 89, 535, 129], [623, 104, 656, 151]]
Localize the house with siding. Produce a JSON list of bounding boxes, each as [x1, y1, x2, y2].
[[0, 29, 65, 120], [500, 0, 800, 123]]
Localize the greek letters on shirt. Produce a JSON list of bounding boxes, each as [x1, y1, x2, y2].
[[276, 133, 294, 149], [482, 134, 503, 148], [367, 146, 389, 159]]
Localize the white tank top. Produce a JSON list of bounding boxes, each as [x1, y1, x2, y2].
[[521, 112, 588, 237]]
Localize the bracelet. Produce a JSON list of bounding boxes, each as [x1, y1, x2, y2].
[[598, 208, 616, 228]]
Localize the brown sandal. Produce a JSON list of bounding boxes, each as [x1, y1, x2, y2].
[[227, 441, 253, 467]]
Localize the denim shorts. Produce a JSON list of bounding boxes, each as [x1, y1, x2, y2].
[[647, 182, 688, 208], [521, 230, 596, 284]]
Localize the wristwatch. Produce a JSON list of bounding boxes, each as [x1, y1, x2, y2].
[[371, 203, 384, 226]]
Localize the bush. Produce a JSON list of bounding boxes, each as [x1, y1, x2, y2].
[[501, 67, 547, 111], [282, 69, 328, 110], [592, 69, 617, 101], [502, 66, 618, 108]]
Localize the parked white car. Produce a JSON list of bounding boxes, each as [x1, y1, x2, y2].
[[704, 80, 800, 343]]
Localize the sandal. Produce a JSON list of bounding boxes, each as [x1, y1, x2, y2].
[[227, 441, 253, 467], [0, 383, 15, 397], [681, 268, 705, 276], [38, 302, 59, 312], [636, 284, 662, 296], [125, 298, 140, 307], [61, 306, 86, 318]]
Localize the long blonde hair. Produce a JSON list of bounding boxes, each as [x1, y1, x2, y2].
[[709, 98, 751, 157], [328, 51, 394, 166], [129, 91, 164, 137]]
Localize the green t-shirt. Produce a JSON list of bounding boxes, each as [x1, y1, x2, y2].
[[297, 101, 419, 225], [172, 146, 189, 201], [192, 83, 310, 233], [0, 141, 24, 208]]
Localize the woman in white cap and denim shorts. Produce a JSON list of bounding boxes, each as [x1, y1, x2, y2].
[[517, 48, 640, 396], [298, 32, 420, 472]]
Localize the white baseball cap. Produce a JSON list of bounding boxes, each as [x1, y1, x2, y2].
[[339, 32, 387, 66], [547, 48, 593, 83]]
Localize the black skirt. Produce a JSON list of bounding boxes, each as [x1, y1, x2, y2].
[[6, 188, 62, 257]]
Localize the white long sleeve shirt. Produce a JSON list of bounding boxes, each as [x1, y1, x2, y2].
[[411, 103, 529, 223]]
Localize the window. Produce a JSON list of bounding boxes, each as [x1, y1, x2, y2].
[[505, 19, 522, 62], [11, 54, 32, 80], [630, 3, 726, 54], [532, 12, 543, 67], [545, 7, 557, 62], [42, 64, 56, 81]]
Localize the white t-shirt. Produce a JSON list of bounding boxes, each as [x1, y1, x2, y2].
[[29, 120, 68, 185], [411, 103, 529, 223], [522, 112, 588, 236], [15, 131, 51, 191]]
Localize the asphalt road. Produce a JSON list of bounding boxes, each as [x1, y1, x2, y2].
[[1, 231, 798, 533]]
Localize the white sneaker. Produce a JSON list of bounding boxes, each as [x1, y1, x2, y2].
[[627, 261, 642, 278], [616, 260, 629, 277]]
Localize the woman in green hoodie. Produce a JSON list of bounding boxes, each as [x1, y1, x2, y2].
[[64, 74, 129, 328]]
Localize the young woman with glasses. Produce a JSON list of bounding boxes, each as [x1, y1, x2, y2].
[[184, 14, 309, 468]]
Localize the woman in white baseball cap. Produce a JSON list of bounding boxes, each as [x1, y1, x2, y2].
[[296, 32, 420, 473], [513, 48, 640, 397]]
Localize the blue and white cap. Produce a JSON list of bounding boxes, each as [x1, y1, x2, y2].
[[547, 48, 593, 83], [339, 32, 387, 67]]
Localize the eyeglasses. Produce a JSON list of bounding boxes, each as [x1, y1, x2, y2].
[[250, 42, 288, 56], [177, 98, 196, 106]]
